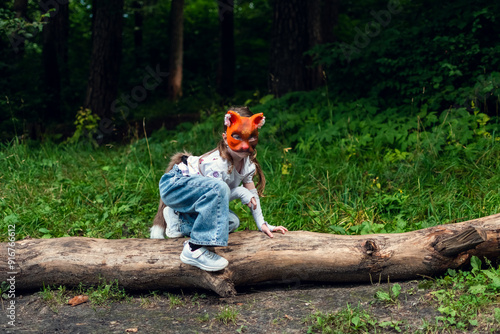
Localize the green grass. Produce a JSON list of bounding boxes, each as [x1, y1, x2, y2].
[[39, 284, 68, 313], [82, 279, 130, 306], [166, 292, 185, 308], [216, 305, 240, 325], [305, 303, 382, 333], [1, 101, 499, 240], [37, 278, 130, 310], [373, 282, 402, 305], [0, 139, 160, 240]]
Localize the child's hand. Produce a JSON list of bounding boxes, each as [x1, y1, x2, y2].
[[261, 224, 288, 238], [247, 197, 257, 210]]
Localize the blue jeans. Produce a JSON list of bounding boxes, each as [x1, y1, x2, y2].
[[177, 210, 240, 235], [159, 165, 230, 247]]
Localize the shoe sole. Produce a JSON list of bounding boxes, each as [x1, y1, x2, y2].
[[180, 253, 228, 272]]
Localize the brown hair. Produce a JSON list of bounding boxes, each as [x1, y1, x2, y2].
[[216, 106, 266, 196]]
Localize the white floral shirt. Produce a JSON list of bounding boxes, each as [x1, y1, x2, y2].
[[178, 150, 255, 189]]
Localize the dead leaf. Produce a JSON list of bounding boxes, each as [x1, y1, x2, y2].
[[68, 295, 89, 306], [125, 328, 138, 333]]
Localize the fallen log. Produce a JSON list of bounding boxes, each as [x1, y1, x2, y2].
[[2, 213, 500, 297]]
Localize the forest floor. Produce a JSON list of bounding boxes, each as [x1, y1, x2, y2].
[[1, 280, 447, 334]]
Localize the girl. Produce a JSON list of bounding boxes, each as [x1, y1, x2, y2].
[[150, 106, 288, 271]]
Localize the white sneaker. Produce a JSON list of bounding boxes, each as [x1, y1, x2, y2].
[[164, 206, 184, 238], [179, 241, 228, 271]]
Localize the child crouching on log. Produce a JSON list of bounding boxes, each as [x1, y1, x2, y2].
[[151, 106, 288, 271]]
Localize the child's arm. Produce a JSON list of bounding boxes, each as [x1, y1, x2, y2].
[[229, 186, 255, 206], [243, 182, 288, 238]]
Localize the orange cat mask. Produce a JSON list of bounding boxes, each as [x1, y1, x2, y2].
[[224, 110, 265, 153]]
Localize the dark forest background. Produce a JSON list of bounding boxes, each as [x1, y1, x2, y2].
[[0, 0, 499, 142]]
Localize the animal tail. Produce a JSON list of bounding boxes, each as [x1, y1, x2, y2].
[[152, 199, 167, 228], [166, 151, 192, 172]]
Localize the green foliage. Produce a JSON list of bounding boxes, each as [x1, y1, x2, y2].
[[39, 284, 69, 312], [38, 278, 130, 310], [424, 256, 500, 331], [225, 84, 499, 235], [166, 292, 184, 308], [0, 281, 10, 300], [306, 303, 379, 333], [0, 139, 159, 241], [374, 283, 402, 305], [0, 7, 50, 42], [314, 1, 500, 112], [80, 279, 130, 307], [66, 107, 101, 147], [254, 91, 498, 161]]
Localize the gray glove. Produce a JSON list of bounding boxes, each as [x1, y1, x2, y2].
[[248, 188, 275, 232]]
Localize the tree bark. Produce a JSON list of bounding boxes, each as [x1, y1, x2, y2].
[[306, 0, 324, 90], [216, 0, 235, 98], [167, 0, 184, 101], [41, 0, 69, 122], [84, 0, 124, 119], [3, 214, 500, 297], [269, 0, 327, 96], [268, 0, 309, 97]]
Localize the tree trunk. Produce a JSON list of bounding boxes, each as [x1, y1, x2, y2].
[[3, 214, 500, 297], [269, 0, 327, 96], [269, 0, 309, 97], [216, 0, 235, 98], [84, 0, 124, 119], [167, 0, 184, 101], [306, 0, 324, 90], [41, 0, 69, 122]]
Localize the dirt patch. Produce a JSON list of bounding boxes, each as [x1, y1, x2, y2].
[[2, 281, 440, 333]]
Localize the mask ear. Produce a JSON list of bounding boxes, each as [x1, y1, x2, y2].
[[251, 113, 265, 129], [225, 110, 241, 127]]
